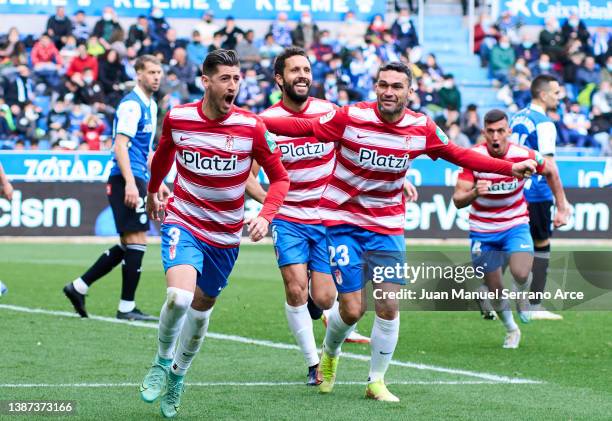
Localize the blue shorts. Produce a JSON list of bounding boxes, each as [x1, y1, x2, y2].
[[271, 219, 331, 274], [161, 224, 239, 298], [470, 224, 534, 273], [326, 224, 406, 294]]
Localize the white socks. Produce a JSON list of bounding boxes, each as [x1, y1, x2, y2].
[[323, 302, 355, 357], [118, 299, 136, 313], [72, 278, 88, 295], [157, 287, 194, 360], [368, 315, 399, 383], [285, 302, 319, 367], [172, 307, 213, 376]]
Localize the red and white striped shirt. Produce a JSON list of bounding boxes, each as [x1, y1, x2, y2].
[[458, 143, 545, 233], [259, 97, 336, 224], [262, 101, 516, 235], [148, 100, 289, 248]]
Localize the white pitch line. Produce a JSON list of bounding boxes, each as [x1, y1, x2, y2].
[[0, 380, 525, 388], [0, 304, 542, 385]]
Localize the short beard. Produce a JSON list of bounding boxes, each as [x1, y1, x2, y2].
[[377, 101, 406, 121], [283, 83, 309, 104]]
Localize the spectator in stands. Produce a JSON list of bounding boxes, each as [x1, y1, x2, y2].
[[461, 104, 481, 144], [435, 106, 461, 130], [589, 105, 611, 155], [80, 113, 106, 150], [72, 10, 90, 43], [66, 43, 99, 80], [3, 65, 34, 107], [496, 11, 521, 46], [602, 55, 612, 84], [92, 6, 123, 50], [86, 35, 106, 57], [216, 16, 244, 50], [292, 11, 319, 50], [377, 31, 401, 62], [530, 53, 560, 79], [322, 72, 339, 103], [515, 32, 539, 64], [46, 6, 72, 48], [186, 31, 207, 68], [236, 68, 265, 113], [348, 48, 375, 100], [98, 49, 128, 107], [490, 35, 515, 84], [592, 81, 611, 114], [208, 32, 223, 53], [561, 13, 590, 49], [259, 32, 283, 68], [59, 34, 79, 63], [160, 69, 189, 108], [268, 12, 292, 47], [311, 30, 333, 61], [448, 122, 471, 147], [157, 28, 185, 63], [592, 27, 610, 66], [194, 12, 219, 47], [170, 47, 198, 93], [148, 7, 170, 47], [474, 12, 499, 66], [420, 53, 444, 83], [0, 27, 27, 64], [366, 14, 387, 45], [438, 74, 461, 111], [31, 34, 62, 90], [576, 56, 601, 93], [561, 52, 584, 100], [418, 75, 441, 114], [539, 17, 564, 62], [69, 68, 105, 106], [561, 102, 593, 147], [235, 30, 260, 71], [47, 99, 70, 146], [391, 8, 418, 52], [127, 15, 150, 49], [335, 11, 366, 50]]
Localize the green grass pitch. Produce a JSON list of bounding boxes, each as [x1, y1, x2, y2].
[[1, 243, 611, 420]]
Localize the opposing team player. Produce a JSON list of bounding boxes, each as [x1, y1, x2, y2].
[[63, 55, 168, 321], [139, 50, 289, 418], [261, 61, 537, 401], [510, 74, 567, 321], [247, 47, 370, 385], [453, 109, 569, 348]]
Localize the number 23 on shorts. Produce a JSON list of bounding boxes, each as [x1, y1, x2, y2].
[[329, 244, 350, 267]]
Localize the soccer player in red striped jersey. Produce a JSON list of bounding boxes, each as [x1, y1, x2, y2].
[[261, 62, 537, 401], [139, 50, 289, 418], [453, 109, 569, 349]]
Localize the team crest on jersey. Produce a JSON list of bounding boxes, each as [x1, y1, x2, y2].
[[334, 269, 343, 285], [169, 245, 176, 260], [225, 135, 234, 151], [319, 110, 336, 124], [265, 131, 277, 152], [435, 126, 449, 144]]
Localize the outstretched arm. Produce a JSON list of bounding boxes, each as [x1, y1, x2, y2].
[[261, 116, 315, 138]]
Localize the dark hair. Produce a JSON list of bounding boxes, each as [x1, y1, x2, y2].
[[376, 61, 413, 85], [202, 49, 239, 76], [134, 54, 161, 72], [483, 109, 508, 126], [530, 74, 558, 100], [273, 46, 309, 78]]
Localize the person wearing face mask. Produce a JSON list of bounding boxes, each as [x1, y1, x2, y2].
[[538, 17, 564, 62], [490, 35, 516, 85], [438, 74, 461, 111], [561, 13, 590, 47], [530, 53, 560, 80], [148, 7, 170, 47], [127, 15, 150, 49], [194, 11, 219, 47], [516, 33, 540, 64], [391, 8, 418, 52], [336, 11, 367, 50], [93, 6, 123, 50], [291, 11, 320, 50]]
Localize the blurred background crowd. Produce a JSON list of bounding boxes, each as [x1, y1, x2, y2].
[[0, 4, 609, 154]]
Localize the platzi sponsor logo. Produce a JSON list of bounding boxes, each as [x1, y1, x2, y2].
[[0, 191, 81, 228]]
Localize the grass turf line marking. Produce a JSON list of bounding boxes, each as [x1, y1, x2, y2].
[[0, 380, 535, 388], [0, 304, 542, 385]]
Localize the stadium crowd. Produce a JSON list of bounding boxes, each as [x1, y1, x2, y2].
[[0, 6, 609, 154], [474, 10, 611, 153]]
